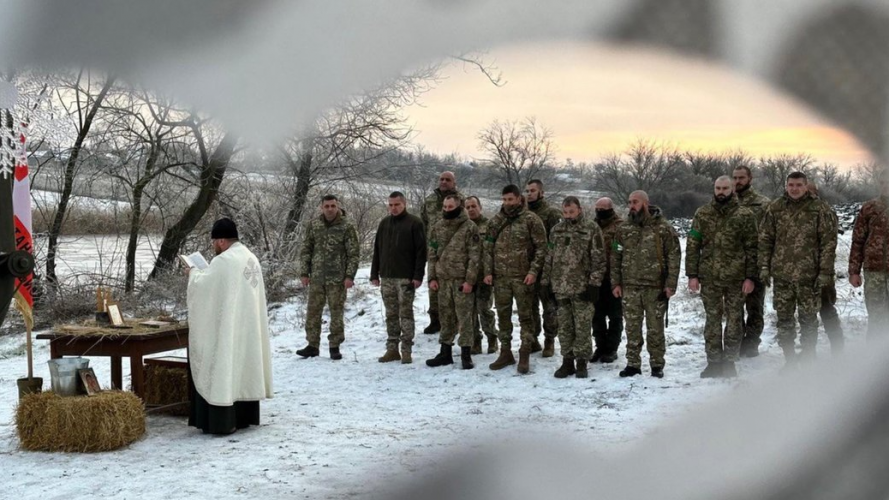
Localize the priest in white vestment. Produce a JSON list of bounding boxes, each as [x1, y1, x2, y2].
[[187, 218, 273, 434]]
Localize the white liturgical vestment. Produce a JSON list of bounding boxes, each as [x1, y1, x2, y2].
[[187, 242, 273, 406]]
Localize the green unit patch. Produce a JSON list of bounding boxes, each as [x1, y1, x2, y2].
[[688, 228, 703, 241]]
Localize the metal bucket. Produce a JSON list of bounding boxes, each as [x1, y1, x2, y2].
[[47, 357, 90, 396]]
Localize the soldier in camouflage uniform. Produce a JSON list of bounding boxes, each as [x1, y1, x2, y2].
[[849, 173, 889, 339], [420, 171, 462, 335], [483, 184, 548, 375], [759, 172, 837, 370], [297, 195, 360, 360], [807, 182, 844, 354], [733, 166, 771, 357], [426, 195, 481, 369], [592, 197, 624, 363], [465, 196, 498, 355], [611, 191, 680, 379], [541, 196, 605, 379], [371, 192, 427, 364], [686, 177, 758, 378], [525, 179, 562, 357]]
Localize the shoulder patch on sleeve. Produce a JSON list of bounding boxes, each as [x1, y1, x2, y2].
[[688, 228, 703, 241]]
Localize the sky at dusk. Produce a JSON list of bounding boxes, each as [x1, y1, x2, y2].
[[405, 41, 874, 168]]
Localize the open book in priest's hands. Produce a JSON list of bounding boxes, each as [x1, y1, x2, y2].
[[179, 252, 209, 270]]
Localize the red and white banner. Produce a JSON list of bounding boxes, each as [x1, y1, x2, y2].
[[12, 120, 33, 330]]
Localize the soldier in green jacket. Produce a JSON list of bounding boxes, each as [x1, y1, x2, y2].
[[465, 196, 498, 355], [420, 171, 462, 335], [525, 179, 562, 357], [541, 197, 605, 379], [686, 177, 758, 378], [759, 172, 837, 370], [426, 195, 481, 369], [611, 191, 680, 379], [733, 165, 771, 357], [483, 185, 548, 375], [297, 195, 360, 360]]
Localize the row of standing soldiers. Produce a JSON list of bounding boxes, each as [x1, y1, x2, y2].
[[294, 168, 889, 379]]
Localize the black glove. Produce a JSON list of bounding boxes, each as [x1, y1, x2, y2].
[[579, 285, 599, 303]]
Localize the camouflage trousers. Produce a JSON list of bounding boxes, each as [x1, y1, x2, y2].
[[623, 286, 667, 369], [381, 278, 416, 351], [472, 283, 497, 342], [593, 279, 623, 354], [864, 271, 889, 338], [742, 279, 766, 345], [773, 280, 821, 351], [532, 282, 559, 340], [427, 285, 439, 322], [494, 277, 537, 347], [819, 284, 844, 349], [557, 294, 595, 359], [700, 282, 745, 362], [437, 279, 475, 348], [305, 282, 347, 348]]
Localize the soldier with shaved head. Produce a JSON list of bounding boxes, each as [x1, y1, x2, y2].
[[686, 177, 758, 378], [611, 190, 680, 378]]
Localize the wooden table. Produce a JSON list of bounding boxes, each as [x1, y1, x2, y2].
[[37, 324, 188, 400]]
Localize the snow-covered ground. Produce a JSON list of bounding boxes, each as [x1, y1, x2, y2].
[[0, 232, 867, 499]]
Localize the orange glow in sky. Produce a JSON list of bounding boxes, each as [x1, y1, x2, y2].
[[404, 41, 874, 168]]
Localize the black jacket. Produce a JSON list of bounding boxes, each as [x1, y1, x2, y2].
[[370, 211, 427, 281]]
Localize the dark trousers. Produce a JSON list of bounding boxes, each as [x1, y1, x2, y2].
[[592, 280, 623, 353], [820, 284, 844, 350]]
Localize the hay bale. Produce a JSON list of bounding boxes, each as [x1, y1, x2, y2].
[[143, 364, 189, 416], [16, 391, 145, 452]]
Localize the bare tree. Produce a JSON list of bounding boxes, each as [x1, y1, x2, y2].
[[593, 139, 684, 203], [100, 87, 197, 291], [758, 153, 816, 198], [477, 117, 555, 186], [44, 70, 116, 286]]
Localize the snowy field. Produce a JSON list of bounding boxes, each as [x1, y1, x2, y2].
[[0, 232, 869, 499]]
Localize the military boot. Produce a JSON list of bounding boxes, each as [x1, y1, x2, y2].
[[619, 366, 642, 377], [699, 362, 723, 379], [599, 351, 619, 363], [296, 345, 320, 358], [423, 318, 441, 335], [575, 359, 589, 378], [378, 348, 401, 363], [401, 348, 413, 364], [426, 344, 454, 367], [530, 337, 543, 353], [471, 336, 483, 355], [554, 356, 576, 378], [487, 335, 499, 354], [517, 344, 531, 374], [722, 361, 738, 378], [329, 347, 342, 360], [780, 346, 798, 374], [461, 346, 474, 370], [740, 338, 760, 358], [590, 349, 602, 363], [489, 345, 516, 370], [542, 338, 555, 358], [650, 367, 664, 378]]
